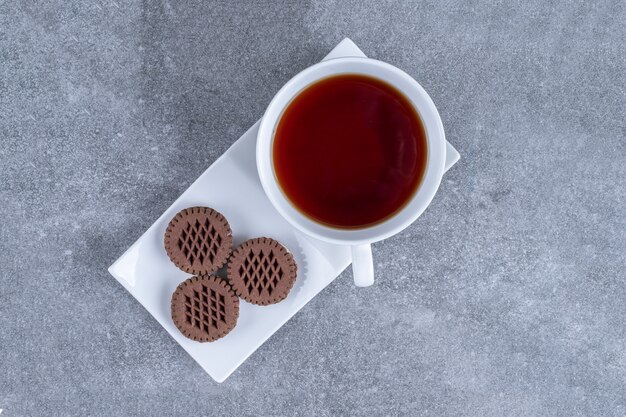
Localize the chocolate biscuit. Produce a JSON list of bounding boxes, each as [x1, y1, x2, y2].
[[227, 237, 297, 305], [164, 207, 233, 275], [171, 275, 239, 342]]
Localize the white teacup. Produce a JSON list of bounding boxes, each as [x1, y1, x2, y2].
[[257, 57, 453, 287]]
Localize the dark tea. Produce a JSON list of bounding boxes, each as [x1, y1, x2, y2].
[[273, 74, 428, 229]]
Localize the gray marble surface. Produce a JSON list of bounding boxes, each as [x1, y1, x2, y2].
[[1, 1, 625, 416]]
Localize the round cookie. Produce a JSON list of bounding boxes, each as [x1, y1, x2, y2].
[[164, 206, 233, 275], [227, 237, 298, 305], [171, 275, 239, 342]]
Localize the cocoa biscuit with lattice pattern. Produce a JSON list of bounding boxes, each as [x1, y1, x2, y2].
[[171, 275, 239, 342], [227, 237, 298, 305], [164, 207, 233, 275]]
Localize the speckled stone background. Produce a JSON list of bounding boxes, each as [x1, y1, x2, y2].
[[1, 1, 625, 416]]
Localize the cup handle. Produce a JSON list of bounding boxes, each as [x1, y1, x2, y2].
[[351, 244, 374, 287]]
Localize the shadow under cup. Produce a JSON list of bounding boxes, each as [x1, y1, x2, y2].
[[272, 73, 428, 230]]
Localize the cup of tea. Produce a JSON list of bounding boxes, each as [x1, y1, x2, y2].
[[257, 57, 452, 287]]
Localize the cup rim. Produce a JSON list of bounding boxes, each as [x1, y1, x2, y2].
[[257, 57, 446, 245]]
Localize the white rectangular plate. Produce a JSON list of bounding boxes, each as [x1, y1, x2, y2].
[[108, 38, 460, 382]]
